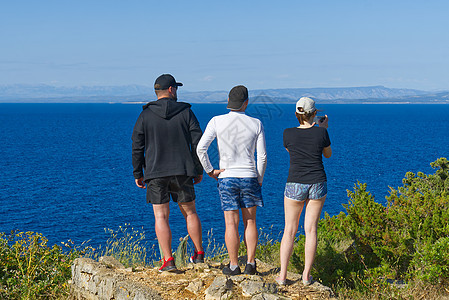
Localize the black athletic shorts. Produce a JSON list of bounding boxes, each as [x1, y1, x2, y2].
[[146, 175, 195, 204]]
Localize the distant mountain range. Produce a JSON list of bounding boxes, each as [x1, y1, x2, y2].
[[0, 84, 448, 104]]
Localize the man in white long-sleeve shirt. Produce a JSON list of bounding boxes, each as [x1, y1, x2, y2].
[[197, 85, 267, 275]]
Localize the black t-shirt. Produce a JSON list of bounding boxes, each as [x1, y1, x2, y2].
[[283, 126, 331, 184]]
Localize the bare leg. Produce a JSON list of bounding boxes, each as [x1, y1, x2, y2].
[[224, 210, 240, 266], [152, 203, 172, 259], [277, 197, 305, 282], [302, 196, 326, 282], [178, 200, 203, 252], [242, 206, 258, 263]]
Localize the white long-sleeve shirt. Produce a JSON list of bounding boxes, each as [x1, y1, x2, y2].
[[197, 111, 267, 184]]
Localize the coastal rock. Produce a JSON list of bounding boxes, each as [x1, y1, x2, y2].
[[240, 279, 265, 296], [251, 293, 288, 300], [191, 262, 209, 272], [186, 278, 204, 294], [99, 255, 126, 269], [114, 281, 161, 300], [240, 280, 278, 297], [204, 276, 234, 300], [231, 274, 262, 283], [302, 280, 335, 297], [71, 256, 335, 299], [71, 257, 161, 300]]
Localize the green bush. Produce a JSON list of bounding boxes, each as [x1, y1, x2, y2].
[[0, 231, 79, 299], [290, 158, 449, 297], [411, 236, 449, 284]]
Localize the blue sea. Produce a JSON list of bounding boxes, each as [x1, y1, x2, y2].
[[1, 103, 448, 250]]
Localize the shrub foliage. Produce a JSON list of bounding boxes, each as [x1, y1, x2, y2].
[[0, 231, 79, 299], [291, 157, 449, 296]]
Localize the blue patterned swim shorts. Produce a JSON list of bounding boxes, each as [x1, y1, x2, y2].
[[217, 178, 263, 211], [284, 181, 327, 202]]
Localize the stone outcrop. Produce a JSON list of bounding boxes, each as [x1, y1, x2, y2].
[[71, 256, 162, 300], [70, 256, 335, 299], [204, 276, 233, 299]]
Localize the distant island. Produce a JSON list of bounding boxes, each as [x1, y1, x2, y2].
[[0, 84, 448, 104]]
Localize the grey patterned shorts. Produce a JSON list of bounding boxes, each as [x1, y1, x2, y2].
[[284, 181, 327, 202], [217, 178, 263, 211]]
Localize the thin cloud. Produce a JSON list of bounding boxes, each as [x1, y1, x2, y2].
[[201, 76, 214, 82]]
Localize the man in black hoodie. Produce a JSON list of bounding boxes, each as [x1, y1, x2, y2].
[[132, 74, 204, 272]]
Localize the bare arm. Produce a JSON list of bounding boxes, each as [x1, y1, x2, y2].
[[319, 115, 332, 158], [323, 146, 332, 158]]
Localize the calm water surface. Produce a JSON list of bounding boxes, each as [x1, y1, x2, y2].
[[0, 103, 448, 250]]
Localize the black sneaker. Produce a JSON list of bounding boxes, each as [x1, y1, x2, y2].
[[222, 265, 241, 276], [189, 251, 205, 263], [243, 262, 257, 275], [159, 257, 177, 272]]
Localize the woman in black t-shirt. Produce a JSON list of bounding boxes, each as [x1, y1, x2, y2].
[[276, 97, 332, 286]]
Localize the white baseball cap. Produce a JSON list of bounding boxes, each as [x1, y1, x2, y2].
[[296, 97, 316, 114]]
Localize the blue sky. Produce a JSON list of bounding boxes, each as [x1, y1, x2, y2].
[[1, 0, 448, 91]]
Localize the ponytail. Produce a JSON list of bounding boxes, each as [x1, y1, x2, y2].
[[295, 107, 315, 125]]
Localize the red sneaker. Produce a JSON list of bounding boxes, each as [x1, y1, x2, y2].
[[159, 256, 177, 272], [189, 251, 205, 263]]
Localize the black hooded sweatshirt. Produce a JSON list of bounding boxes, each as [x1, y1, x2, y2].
[[132, 98, 203, 181]]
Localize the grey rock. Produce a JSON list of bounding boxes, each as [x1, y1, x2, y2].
[[73, 257, 98, 275], [134, 291, 153, 300], [186, 278, 203, 294], [264, 283, 278, 294], [209, 262, 222, 268], [99, 255, 126, 269], [305, 281, 335, 298], [133, 266, 146, 272], [96, 275, 116, 299], [205, 276, 234, 300], [159, 270, 178, 276], [175, 279, 189, 285], [241, 280, 265, 296], [229, 274, 246, 283], [240, 280, 278, 297], [232, 274, 263, 283], [71, 257, 162, 300], [192, 262, 209, 271], [252, 293, 288, 300], [115, 281, 162, 300], [115, 284, 131, 299]]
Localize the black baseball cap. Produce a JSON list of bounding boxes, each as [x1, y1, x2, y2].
[[154, 74, 183, 90], [227, 85, 248, 110]]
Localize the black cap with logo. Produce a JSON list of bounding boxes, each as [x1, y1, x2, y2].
[[154, 74, 183, 90]]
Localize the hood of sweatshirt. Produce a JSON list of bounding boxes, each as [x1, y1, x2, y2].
[[143, 97, 191, 119]]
